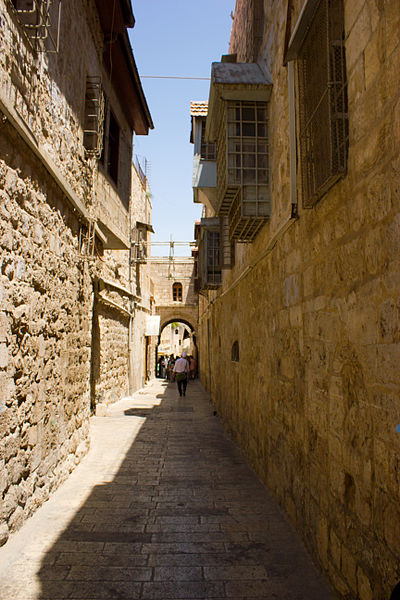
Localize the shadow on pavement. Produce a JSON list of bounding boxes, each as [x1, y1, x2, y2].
[[36, 379, 334, 600]]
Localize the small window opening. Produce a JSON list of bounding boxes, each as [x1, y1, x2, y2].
[[173, 282, 183, 302], [231, 340, 239, 362], [200, 120, 216, 160], [107, 111, 120, 185]]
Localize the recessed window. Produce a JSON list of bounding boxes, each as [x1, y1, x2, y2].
[[200, 120, 216, 160], [107, 111, 120, 185], [172, 282, 183, 302], [296, 0, 348, 206], [231, 340, 239, 362], [83, 76, 104, 158]]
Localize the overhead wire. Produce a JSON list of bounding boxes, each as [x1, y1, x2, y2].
[[140, 75, 210, 80]]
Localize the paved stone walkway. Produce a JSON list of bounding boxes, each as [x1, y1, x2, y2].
[[0, 379, 334, 599]]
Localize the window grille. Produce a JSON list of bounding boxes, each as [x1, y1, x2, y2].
[[217, 100, 270, 241], [83, 77, 104, 159], [11, 0, 61, 52], [201, 229, 221, 288], [297, 0, 348, 207], [131, 227, 147, 262], [172, 282, 183, 302], [200, 120, 216, 160], [134, 155, 147, 188]]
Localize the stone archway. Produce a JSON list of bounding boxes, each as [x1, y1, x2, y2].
[[155, 315, 198, 379]]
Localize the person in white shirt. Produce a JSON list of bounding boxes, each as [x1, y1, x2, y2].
[[173, 352, 189, 397]]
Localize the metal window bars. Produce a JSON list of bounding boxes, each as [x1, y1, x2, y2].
[[216, 100, 270, 242], [83, 77, 105, 159], [10, 0, 62, 52], [204, 229, 221, 287], [200, 120, 216, 160], [297, 0, 348, 207]]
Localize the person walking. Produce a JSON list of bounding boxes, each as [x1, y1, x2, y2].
[[158, 356, 165, 379], [167, 355, 175, 382], [189, 355, 197, 380], [173, 351, 189, 397]]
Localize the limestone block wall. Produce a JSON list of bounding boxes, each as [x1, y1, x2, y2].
[[150, 259, 197, 307], [0, 1, 97, 209], [0, 0, 114, 545], [0, 150, 92, 546], [129, 309, 156, 389], [92, 304, 129, 406], [198, 1, 400, 598]]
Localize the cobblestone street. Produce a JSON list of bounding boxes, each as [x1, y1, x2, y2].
[[0, 379, 333, 599]]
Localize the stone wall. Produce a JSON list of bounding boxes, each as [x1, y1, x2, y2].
[[0, 145, 92, 546], [0, 0, 141, 545], [0, 0, 98, 544], [91, 162, 156, 406], [150, 258, 197, 307], [199, 1, 400, 598]]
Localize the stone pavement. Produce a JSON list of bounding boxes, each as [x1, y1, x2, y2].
[[0, 379, 335, 599]]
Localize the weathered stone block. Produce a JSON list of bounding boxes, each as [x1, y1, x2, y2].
[[0, 522, 9, 547], [8, 506, 24, 533], [0, 343, 8, 369], [357, 565, 373, 600]]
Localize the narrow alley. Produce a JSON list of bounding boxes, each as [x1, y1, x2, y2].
[[0, 379, 333, 600]]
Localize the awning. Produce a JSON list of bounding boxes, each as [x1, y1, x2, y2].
[[206, 58, 273, 141], [136, 221, 155, 233]]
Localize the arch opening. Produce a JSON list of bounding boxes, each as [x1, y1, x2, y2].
[[155, 318, 198, 379]]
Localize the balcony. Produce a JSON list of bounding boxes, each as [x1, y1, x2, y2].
[[205, 59, 273, 242], [190, 102, 217, 212]]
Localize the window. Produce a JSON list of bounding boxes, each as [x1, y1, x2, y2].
[[12, 0, 34, 8], [216, 99, 270, 241], [172, 282, 183, 302], [206, 60, 272, 242], [226, 101, 269, 215], [200, 120, 216, 160], [83, 76, 104, 158], [231, 340, 239, 362], [133, 228, 147, 262], [107, 111, 120, 185], [11, 0, 61, 52], [201, 225, 221, 288], [296, 0, 348, 207], [206, 230, 221, 284]]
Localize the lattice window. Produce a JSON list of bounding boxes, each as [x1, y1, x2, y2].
[[297, 0, 348, 207], [200, 120, 216, 160], [202, 229, 221, 287], [132, 227, 147, 262], [83, 76, 104, 158], [11, 0, 61, 52], [216, 100, 270, 241]]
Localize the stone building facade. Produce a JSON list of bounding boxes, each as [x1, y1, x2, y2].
[[194, 1, 400, 598], [149, 257, 198, 366], [0, 0, 153, 545]]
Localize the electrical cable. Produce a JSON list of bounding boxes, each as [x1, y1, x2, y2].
[[140, 75, 210, 80]]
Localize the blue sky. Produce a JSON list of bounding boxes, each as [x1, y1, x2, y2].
[[129, 0, 235, 256]]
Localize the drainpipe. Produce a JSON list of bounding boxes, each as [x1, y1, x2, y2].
[[288, 60, 298, 217], [128, 183, 134, 396]]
